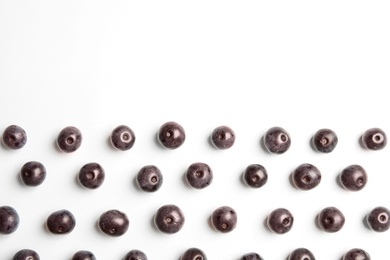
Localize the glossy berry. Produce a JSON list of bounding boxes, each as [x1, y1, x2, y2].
[[366, 206, 390, 232], [0, 206, 19, 234], [20, 161, 46, 187], [136, 165, 163, 192], [242, 164, 268, 189], [211, 206, 237, 233], [57, 126, 82, 153], [185, 162, 213, 189], [157, 121, 185, 149], [211, 125, 235, 150], [154, 204, 185, 234], [46, 209, 76, 234], [339, 165, 367, 191], [78, 162, 105, 189], [72, 250, 96, 260], [288, 248, 315, 260], [361, 127, 387, 150], [342, 248, 370, 260], [98, 209, 129, 237], [13, 249, 40, 260], [317, 207, 345, 233], [263, 127, 291, 154], [110, 125, 136, 151], [2, 125, 27, 150], [312, 128, 338, 153], [124, 249, 148, 260], [180, 248, 207, 260], [267, 208, 294, 234], [292, 163, 321, 190], [241, 252, 264, 260]]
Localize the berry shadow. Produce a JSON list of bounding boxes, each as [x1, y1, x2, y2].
[[207, 133, 218, 150], [181, 171, 192, 190], [309, 136, 318, 152], [358, 134, 365, 149], [239, 171, 247, 187], [314, 213, 322, 230], [106, 136, 118, 151], [150, 214, 162, 234], [362, 214, 370, 230], [335, 173, 344, 190], [154, 132, 167, 151]]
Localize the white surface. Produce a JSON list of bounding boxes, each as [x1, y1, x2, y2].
[[1, 0, 390, 259]]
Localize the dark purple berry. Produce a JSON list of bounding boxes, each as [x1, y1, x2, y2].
[[13, 249, 40, 260], [57, 126, 82, 153], [263, 127, 291, 154], [339, 165, 367, 191], [123, 249, 148, 260], [46, 209, 76, 234], [343, 248, 370, 260], [98, 209, 129, 237], [0, 206, 19, 234], [242, 164, 268, 189], [317, 207, 345, 233], [180, 247, 207, 260], [241, 252, 264, 260], [366, 206, 390, 232], [210, 206, 237, 233], [2, 125, 27, 150], [211, 125, 235, 150], [312, 128, 338, 153], [267, 208, 294, 234], [110, 125, 136, 151], [72, 250, 96, 260], [288, 248, 315, 260], [20, 161, 46, 187], [136, 165, 163, 192], [185, 162, 213, 189], [78, 162, 105, 189], [157, 121, 185, 149], [361, 127, 387, 150], [292, 163, 321, 190], [154, 204, 185, 234]]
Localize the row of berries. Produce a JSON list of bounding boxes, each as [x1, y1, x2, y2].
[[1, 123, 387, 153]]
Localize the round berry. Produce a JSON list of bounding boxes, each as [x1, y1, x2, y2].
[[154, 204, 185, 234], [98, 209, 129, 237], [157, 121, 185, 149], [136, 165, 163, 192], [210, 206, 237, 233], [124, 249, 148, 260], [57, 126, 82, 153], [339, 165, 367, 191], [72, 250, 96, 260], [78, 162, 105, 189], [110, 125, 136, 151], [263, 127, 291, 154], [211, 125, 235, 150], [361, 127, 387, 150], [242, 164, 268, 189], [241, 252, 264, 260], [267, 208, 294, 234], [185, 162, 213, 189], [0, 206, 19, 234], [13, 249, 40, 260], [288, 248, 315, 260], [46, 209, 76, 234], [20, 161, 46, 187], [342, 248, 370, 260], [292, 163, 321, 190], [366, 206, 390, 232], [2, 125, 27, 150], [312, 128, 338, 153], [317, 207, 345, 233], [180, 247, 207, 260]]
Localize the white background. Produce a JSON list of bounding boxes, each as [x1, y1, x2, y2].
[[1, 0, 390, 259]]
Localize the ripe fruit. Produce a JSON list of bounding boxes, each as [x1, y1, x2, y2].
[[242, 164, 268, 189], [110, 125, 136, 151], [366, 206, 390, 232], [339, 165, 367, 191], [291, 163, 321, 190], [72, 250, 96, 260], [312, 128, 338, 153], [210, 125, 235, 149], [267, 208, 294, 234], [57, 126, 82, 153], [288, 248, 315, 260], [361, 128, 387, 150], [180, 248, 207, 260], [2, 125, 27, 149], [0, 206, 19, 234], [210, 206, 237, 233], [98, 209, 129, 237], [185, 162, 213, 189], [241, 252, 264, 260], [154, 204, 185, 234], [317, 207, 345, 233], [78, 162, 105, 189], [263, 127, 291, 154], [46, 209, 76, 234], [157, 121, 185, 149], [342, 248, 370, 260], [136, 165, 163, 192], [12, 249, 40, 260], [20, 161, 46, 187], [123, 249, 148, 260]]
